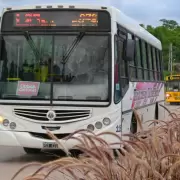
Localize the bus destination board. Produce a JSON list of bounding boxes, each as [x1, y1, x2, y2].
[[1, 10, 110, 32], [14, 12, 98, 27]]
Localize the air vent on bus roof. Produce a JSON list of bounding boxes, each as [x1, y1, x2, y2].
[[35, 6, 41, 9], [58, 5, 63, 8], [47, 6, 52, 8]]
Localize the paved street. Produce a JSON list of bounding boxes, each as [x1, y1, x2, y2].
[[0, 147, 60, 180], [0, 103, 179, 180]]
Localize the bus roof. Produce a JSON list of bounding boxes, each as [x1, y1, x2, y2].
[[1, 4, 162, 49], [112, 7, 162, 50]]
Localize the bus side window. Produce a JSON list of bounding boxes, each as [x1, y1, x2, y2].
[[141, 40, 149, 80], [135, 37, 143, 80], [147, 44, 154, 80], [129, 34, 137, 80], [156, 49, 161, 80], [152, 47, 157, 80]]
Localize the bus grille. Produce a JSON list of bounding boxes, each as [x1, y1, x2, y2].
[[29, 132, 69, 140], [13, 108, 91, 122]]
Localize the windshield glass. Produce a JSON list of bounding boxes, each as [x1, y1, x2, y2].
[[0, 34, 109, 102], [166, 81, 180, 91]]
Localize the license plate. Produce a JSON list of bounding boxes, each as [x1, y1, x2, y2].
[[43, 142, 58, 149]]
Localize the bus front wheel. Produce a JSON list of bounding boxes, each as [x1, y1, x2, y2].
[[130, 115, 137, 134]]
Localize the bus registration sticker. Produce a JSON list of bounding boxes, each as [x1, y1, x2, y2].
[[16, 81, 40, 96]]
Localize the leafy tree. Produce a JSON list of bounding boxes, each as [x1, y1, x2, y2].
[[140, 24, 145, 28], [160, 19, 178, 29], [141, 19, 180, 74]]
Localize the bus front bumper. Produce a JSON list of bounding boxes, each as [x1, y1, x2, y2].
[[0, 130, 79, 150], [0, 130, 120, 150], [166, 99, 180, 103]]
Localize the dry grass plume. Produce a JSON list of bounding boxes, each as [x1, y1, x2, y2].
[[12, 106, 180, 180]]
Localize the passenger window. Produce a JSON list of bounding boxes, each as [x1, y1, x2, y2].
[[152, 47, 157, 80], [135, 38, 143, 79], [156, 49, 160, 80], [129, 34, 137, 80], [159, 51, 163, 80], [147, 44, 154, 80], [141, 41, 148, 80]]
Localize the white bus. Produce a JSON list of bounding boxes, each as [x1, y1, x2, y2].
[[0, 4, 165, 154]]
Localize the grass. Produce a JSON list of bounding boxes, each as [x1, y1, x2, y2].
[[12, 106, 180, 180]]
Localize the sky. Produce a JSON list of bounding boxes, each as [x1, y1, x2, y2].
[[0, 0, 179, 26]]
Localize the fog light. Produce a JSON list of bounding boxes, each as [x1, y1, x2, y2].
[[10, 122, 16, 130], [87, 124, 94, 131], [103, 118, 111, 126], [95, 121, 102, 129], [2, 119, 9, 126]]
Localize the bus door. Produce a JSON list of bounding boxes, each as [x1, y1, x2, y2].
[[116, 25, 130, 135]]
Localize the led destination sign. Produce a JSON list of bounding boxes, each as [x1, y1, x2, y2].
[[2, 10, 110, 31], [14, 12, 98, 27], [167, 75, 180, 80]]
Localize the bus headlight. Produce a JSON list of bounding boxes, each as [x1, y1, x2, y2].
[[2, 119, 9, 126], [95, 122, 103, 129], [87, 124, 95, 131], [0, 116, 4, 124], [166, 93, 171, 98], [103, 118, 111, 126], [9, 122, 16, 130]]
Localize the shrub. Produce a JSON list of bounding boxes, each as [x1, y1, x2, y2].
[[12, 107, 180, 180]]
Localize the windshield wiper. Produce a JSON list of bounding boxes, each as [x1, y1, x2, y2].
[[24, 31, 40, 60], [62, 32, 85, 63], [61, 32, 85, 75]]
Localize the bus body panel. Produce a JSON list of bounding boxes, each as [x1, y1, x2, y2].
[[0, 105, 122, 149], [0, 4, 164, 151], [121, 81, 165, 135]]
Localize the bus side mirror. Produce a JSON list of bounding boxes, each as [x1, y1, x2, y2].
[[124, 39, 135, 61]]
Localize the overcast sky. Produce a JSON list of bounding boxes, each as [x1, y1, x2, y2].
[[0, 0, 178, 26]]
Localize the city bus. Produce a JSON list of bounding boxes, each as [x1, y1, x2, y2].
[[0, 4, 165, 154], [165, 74, 180, 104]]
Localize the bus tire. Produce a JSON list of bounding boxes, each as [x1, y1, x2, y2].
[[24, 148, 41, 154], [155, 103, 158, 120], [130, 115, 137, 134]]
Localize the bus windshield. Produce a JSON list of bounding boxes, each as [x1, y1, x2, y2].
[[166, 81, 180, 91], [0, 34, 109, 102]]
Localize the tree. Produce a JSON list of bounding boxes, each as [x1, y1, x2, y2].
[[140, 24, 145, 28], [140, 19, 180, 73], [160, 19, 178, 29]]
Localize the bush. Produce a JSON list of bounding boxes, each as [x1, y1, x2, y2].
[[12, 107, 180, 180]]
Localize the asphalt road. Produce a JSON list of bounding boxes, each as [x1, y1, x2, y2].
[[0, 103, 179, 180], [0, 148, 61, 180]]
